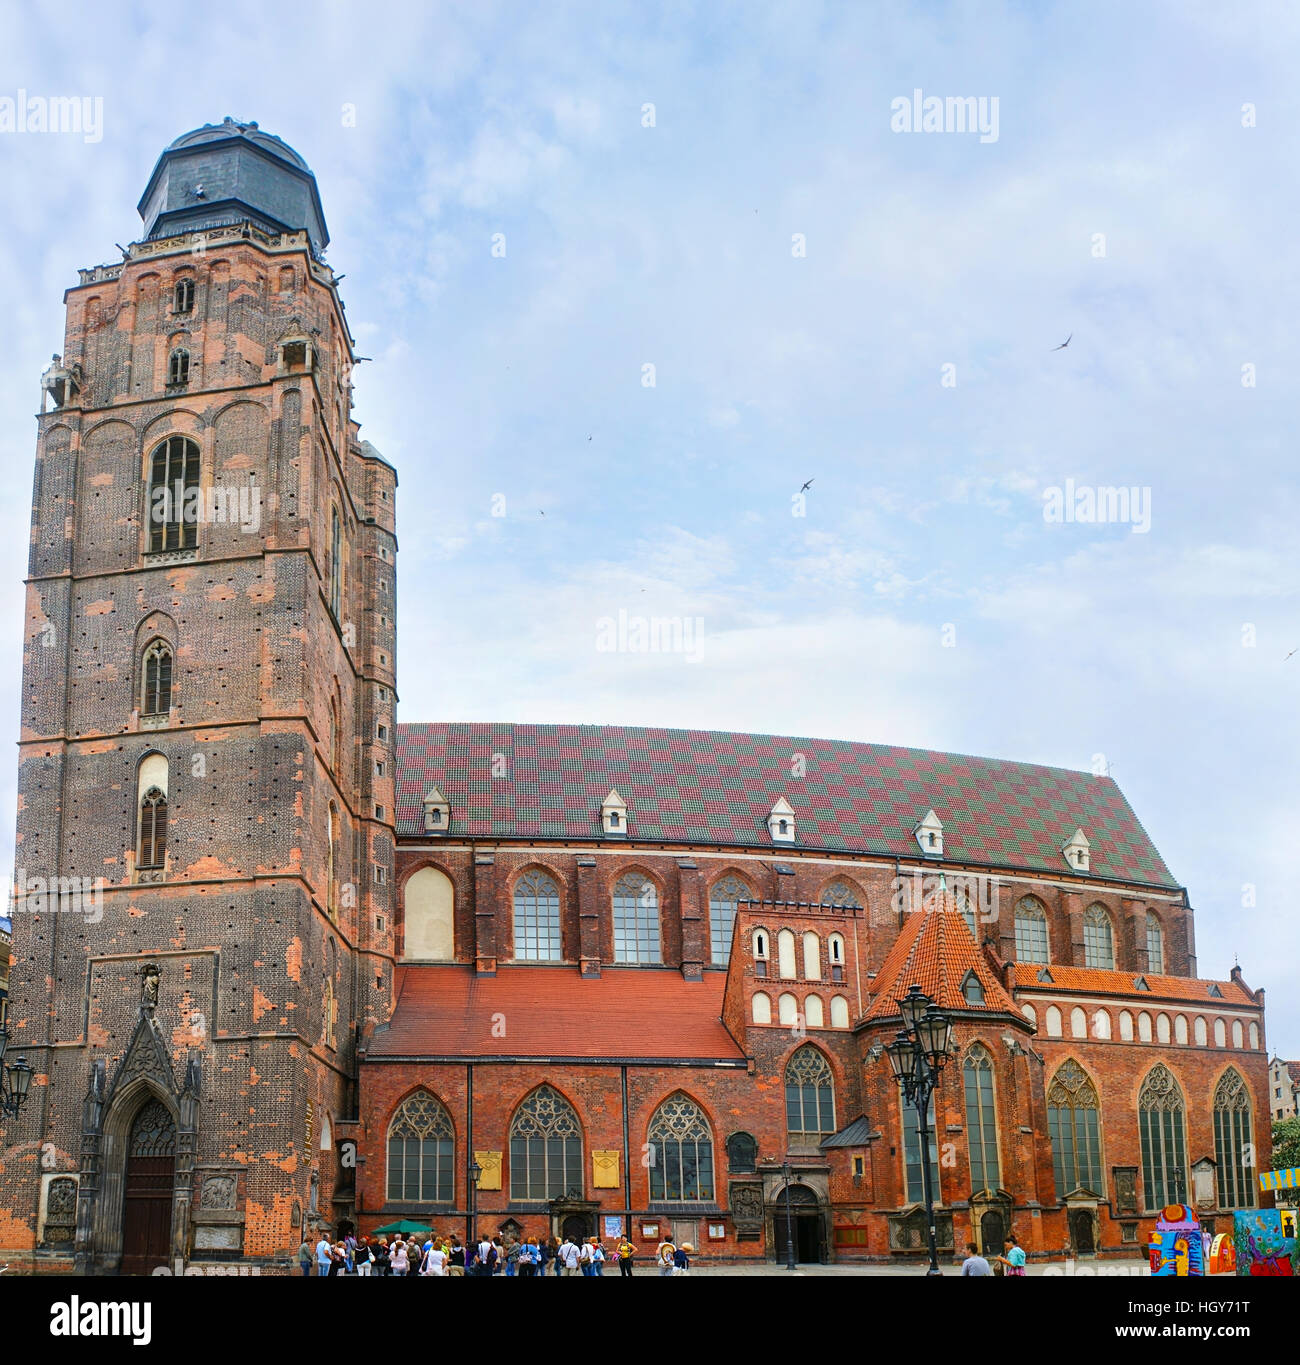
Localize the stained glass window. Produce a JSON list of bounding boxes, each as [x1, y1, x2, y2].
[[1213, 1069, 1254, 1209], [963, 1045, 1001, 1192], [647, 1095, 714, 1201], [387, 1091, 454, 1202], [509, 1086, 583, 1200], [785, 1046, 835, 1140], [1047, 1059, 1103, 1197], [1138, 1064, 1187, 1210]]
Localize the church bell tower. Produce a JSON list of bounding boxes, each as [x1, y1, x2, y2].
[[0, 118, 396, 1272]]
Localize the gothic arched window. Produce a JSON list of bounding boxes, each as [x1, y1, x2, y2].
[[612, 874, 661, 963], [647, 1095, 714, 1202], [147, 435, 200, 552], [1014, 897, 1050, 964], [138, 788, 167, 869], [963, 1045, 1001, 1192], [818, 879, 861, 908], [509, 1086, 583, 1200], [329, 505, 343, 620], [1083, 904, 1115, 969], [1146, 913, 1165, 974], [386, 1091, 454, 1203], [141, 640, 172, 716], [173, 278, 194, 314], [1047, 1060, 1103, 1197], [785, 1045, 835, 1141], [167, 348, 189, 387], [513, 870, 562, 961], [708, 874, 752, 966], [1213, 1068, 1254, 1209], [1138, 1064, 1188, 1210]]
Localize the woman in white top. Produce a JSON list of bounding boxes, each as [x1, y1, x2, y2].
[[390, 1240, 409, 1276], [424, 1243, 447, 1275]]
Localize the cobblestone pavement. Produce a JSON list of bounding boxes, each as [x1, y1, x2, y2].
[[531, 1258, 1156, 1277]]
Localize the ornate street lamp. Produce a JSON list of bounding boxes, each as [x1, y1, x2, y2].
[[888, 983, 952, 1276], [781, 1158, 796, 1271], [467, 1158, 482, 1251], [0, 1024, 33, 1121]]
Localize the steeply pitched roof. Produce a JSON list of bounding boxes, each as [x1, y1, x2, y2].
[[395, 722, 1176, 886], [1009, 963, 1257, 1007], [863, 901, 1020, 1022], [367, 965, 745, 1062], [822, 1116, 878, 1147]]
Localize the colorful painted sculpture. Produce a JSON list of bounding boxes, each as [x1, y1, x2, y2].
[[1233, 1209, 1297, 1276], [1149, 1204, 1205, 1276], [1208, 1231, 1235, 1275]]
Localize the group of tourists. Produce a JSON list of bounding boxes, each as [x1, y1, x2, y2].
[[298, 1229, 695, 1277], [959, 1234, 1028, 1277]]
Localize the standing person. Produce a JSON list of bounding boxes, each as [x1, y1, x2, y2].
[[961, 1241, 992, 1276], [616, 1236, 636, 1277], [548, 1235, 562, 1276], [578, 1237, 594, 1276], [673, 1241, 690, 1276], [315, 1230, 333, 1277], [996, 1235, 1027, 1276], [655, 1236, 676, 1277], [297, 1233, 314, 1277], [390, 1238, 409, 1277], [355, 1236, 373, 1276], [505, 1235, 521, 1277], [560, 1236, 581, 1276], [425, 1240, 448, 1276], [448, 1236, 466, 1277], [519, 1234, 538, 1278], [407, 1237, 421, 1277], [591, 1240, 606, 1277], [374, 1238, 391, 1277]]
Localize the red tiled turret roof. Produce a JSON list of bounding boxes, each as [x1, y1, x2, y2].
[[395, 722, 1176, 887], [863, 899, 1020, 1022]]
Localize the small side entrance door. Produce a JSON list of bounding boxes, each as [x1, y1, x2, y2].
[[120, 1099, 176, 1275]]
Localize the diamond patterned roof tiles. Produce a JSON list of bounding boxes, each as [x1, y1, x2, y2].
[[395, 722, 1176, 887]]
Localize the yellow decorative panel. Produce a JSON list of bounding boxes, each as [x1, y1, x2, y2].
[[474, 1150, 503, 1191], [592, 1150, 620, 1189]]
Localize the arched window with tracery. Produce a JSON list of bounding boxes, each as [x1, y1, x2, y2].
[[1138, 1064, 1188, 1210], [513, 870, 562, 961], [819, 879, 861, 908], [1213, 1068, 1254, 1209], [647, 1094, 714, 1202], [1014, 897, 1049, 963], [1047, 1060, 1103, 1197], [1146, 913, 1165, 973], [141, 640, 172, 716], [963, 1045, 1001, 1192], [387, 1091, 454, 1203], [612, 873, 661, 963], [1083, 904, 1114, 969], [509, 1086, 583, 1200], [785, 1045, 835, 1142], [708, 874, 752, 966], [148, 435, 199, 552]]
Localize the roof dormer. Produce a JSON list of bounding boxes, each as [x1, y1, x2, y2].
[[422, 785, 450, 834], [915, 809, 943, 858], [601, 788, 628, 838], [1063, 827, 1091, 872], [767, 796, 796, 845]]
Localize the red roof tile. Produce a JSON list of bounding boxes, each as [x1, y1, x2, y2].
[[395, 722, 1176, 886], [864, 899, 1019, 1021], [368, 965, 745, 1061], [1010, 963, 1256, 1007]]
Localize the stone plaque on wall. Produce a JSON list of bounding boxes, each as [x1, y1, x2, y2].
[[1113, 1166, 1138, 1216], [474, 1151, 502, 1191], [194, 1225, 242, 1251]]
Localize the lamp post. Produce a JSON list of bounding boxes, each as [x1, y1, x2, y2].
[[467, 1158, 482, 1251], [0, 1024, 33, 1121], [886, 984, 953, 1276], [781, 1158, 796, 1270]]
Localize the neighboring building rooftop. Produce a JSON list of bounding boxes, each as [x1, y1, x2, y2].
[[395, 722, 1177, 887], [367, 964, 744, 1062]]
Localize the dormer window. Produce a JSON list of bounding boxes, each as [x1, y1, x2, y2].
[[1063, 827, 1091, 872], [167, 349, 190, 387], [173, 278, 194, 314], [601, 789, 628, 838], [422, 785, 450, 833], [1207, 983, 1222, 999], [914, 809, 943, 858], [1036, 966, 1054, 984], [767, 797, 795, 845], [1134, 975, 1150, 992], [961, 970, 985, 1006]]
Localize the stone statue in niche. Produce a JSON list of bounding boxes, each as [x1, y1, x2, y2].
[[140, 961, 161, 1011], [307, 1166, 320, 1218]]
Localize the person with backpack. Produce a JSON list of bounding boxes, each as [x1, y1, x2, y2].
[[578, 1238, 594, 1275], [673, 1242, 691, 1276], [373, 1238, 391, 1276], [559, 1236, 581, 1276], [548, 1235, 562, 1276], [656, 1237, 676, 1277], [505, 1235, 521, 1276], [616, 1236, 636, 1277], [591, 1240, 606, 1277], [447, 1236, 466, 1276]]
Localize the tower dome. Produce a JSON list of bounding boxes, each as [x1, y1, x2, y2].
[[137, 117, 329, 254]]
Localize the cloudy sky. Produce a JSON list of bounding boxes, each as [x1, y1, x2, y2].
[[1, 1, 1296, 1046]]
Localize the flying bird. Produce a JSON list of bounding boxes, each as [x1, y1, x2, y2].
[[1051, 333, 1072, 351], [1285, 648, 1297, 660], [800, 478, 814, 493]]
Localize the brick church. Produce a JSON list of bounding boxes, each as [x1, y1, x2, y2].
[[0, 121, 1272, 1273]]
